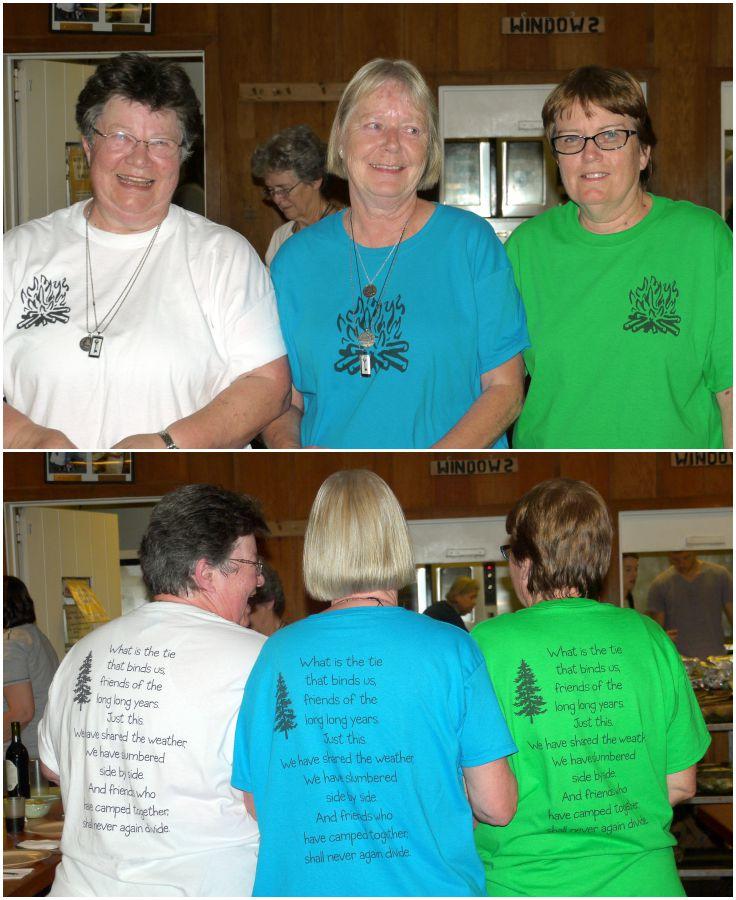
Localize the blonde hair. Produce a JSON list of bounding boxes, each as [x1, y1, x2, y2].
[[303, 470, 415, 602], [446, 576, 480, 602], [326, 58, 441, 191]]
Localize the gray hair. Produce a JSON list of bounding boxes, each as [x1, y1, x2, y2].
[[251, 124, 327, 183], [326, 58, 441, 191], [76, 52, 202, 163]]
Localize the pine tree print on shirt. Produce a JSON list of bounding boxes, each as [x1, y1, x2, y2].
[[622, 275, 681, 336], [73, 651, 93, 709], [274, 672, 297, 739], [513, 659, 547, 724]]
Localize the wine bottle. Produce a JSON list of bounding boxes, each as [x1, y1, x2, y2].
[[5, 721, 30, 798]]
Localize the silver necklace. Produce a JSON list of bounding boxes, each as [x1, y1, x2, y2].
[[349, 211, 408, 377], [81, 207, 162, 358], [350, 210, 408, 299], [331, 596, 385, 607]]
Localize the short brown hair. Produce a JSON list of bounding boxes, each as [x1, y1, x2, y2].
[[446, 576, 479, 602], [326, 58, 441, 191], [303, 470, 415, 602], [506, 478, 612, 599], [543, 65, 657, 186]]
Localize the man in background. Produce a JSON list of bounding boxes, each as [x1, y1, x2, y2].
[[38, 484, 267, 896], [647, 550, 733, 659]]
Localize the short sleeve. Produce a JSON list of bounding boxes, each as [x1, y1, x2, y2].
[[459, 657, 517, 768], [661, 643, 711, 773], [474, 229, 530, 374], [703, 216, 732, 394], [3, 635, 30, 687]]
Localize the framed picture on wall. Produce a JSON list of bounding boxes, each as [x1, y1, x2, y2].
[[50, 4, 154, 34], [45, 452, 134, 483]]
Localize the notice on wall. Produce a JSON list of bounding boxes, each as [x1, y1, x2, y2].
[[501, 16, 605, 35], [671, 452, 732, 467], [73, 640, 185, 838], [274, 653, 412, 867], [515, 639, 647, 837]]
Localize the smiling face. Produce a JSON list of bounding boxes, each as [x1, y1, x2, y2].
[[554, 101, 650, 225], [83, 96, 182, 234], [210, 534, 264, 625], [341, 80, 428, 208]]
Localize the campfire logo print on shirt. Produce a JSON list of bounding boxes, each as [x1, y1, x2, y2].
[[334, 292, 410, 376], [16, 275, 71, 329], [513, 659, 547, 725], [622, 275, 682, 336], [274, 672, 298, 740], [73, 651, 93, 709]]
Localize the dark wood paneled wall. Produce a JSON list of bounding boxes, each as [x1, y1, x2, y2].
[[5, 4, 731, 258], [4, 452, 732, 620]]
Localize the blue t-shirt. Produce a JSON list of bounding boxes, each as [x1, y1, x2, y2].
[[271, 204, 529, 448], [232, 606, 517, 896]]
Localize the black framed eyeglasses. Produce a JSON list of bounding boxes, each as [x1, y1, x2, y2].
[[228, 557, 264, 576], [262, 182, 301, 199], [551, 128, 638, 155], [92, 127, 183, 160], [500, 545, 512, 561]]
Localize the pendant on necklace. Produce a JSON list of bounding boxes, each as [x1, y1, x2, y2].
[[80, 335, 103, 357], [360, 352, 371, 377], [362, 284, 377, 299], [79, 336, 93, 352], [358, 330, 375, 348]]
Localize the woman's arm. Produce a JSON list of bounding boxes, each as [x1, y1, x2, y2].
[[716, 387, 732, 448], [4, 403, 76, 449], [112, 357, 292, 449], [666, 764, 697, 805], [261, 386, 305, 449], [463, 757, 518, 826], [432, 354, 525, 449], [3, 682, 35, 741]]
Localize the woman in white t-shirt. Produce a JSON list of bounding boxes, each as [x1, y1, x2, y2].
[[4, 52, 289, 450], [251, 125, 342, 267]]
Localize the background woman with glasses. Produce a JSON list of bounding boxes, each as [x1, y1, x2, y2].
[[506, 65, 732, 450], [4, 52, 289, 450], [251, 124, 342, 267]]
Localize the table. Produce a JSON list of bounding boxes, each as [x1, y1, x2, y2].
[[3, 804, 63, 898]]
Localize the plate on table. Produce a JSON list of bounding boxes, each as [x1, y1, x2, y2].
[[24, 821, 63, 838], [3, 848, 50, 866]]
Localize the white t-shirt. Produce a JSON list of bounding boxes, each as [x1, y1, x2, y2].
[[38, 601, 266, 896], [4, 202, 287, 448], [264, 220, 295, 268]]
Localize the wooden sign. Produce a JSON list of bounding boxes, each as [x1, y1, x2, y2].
[[431, 457, 518, 476], [671, 453, 732, 468], [502, 16, 605, 35], [239, 83, 346, 103]]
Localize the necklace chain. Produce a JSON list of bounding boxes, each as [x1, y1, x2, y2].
[[331, 595, 385, 607], [349, 210, 408, 302], [82, 205, 161, 355]]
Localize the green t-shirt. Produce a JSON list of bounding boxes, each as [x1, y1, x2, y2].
[[506, 196, 732, 448], [472, 599, 710, 897]]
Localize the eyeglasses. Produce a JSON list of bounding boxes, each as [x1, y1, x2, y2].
[[262, 182, 302, 199], [500, 545, 512, 561], [92, 127, 183, 160], [227, 557, 264, 576], [551, 128, 638, 155]]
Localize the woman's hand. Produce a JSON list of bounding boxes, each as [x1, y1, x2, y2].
[[112, 433, 168, 449]]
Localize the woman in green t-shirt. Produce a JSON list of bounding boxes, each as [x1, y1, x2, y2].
[[473, 478, 711, 896]]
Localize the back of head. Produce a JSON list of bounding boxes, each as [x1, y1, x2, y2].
[[139, 484, 267, 598], [303, 470, 415, 602], [326, 57, 441, 191], [251, 124, 327, 183], [250, 561, 287, 617], [3, 576, 36, 628], [76, 51, 203, 160], [542, 64, 656, 185], [506, 478, 612, 600]]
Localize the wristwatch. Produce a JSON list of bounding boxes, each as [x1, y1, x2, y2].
[[157, 429, 179, 449]]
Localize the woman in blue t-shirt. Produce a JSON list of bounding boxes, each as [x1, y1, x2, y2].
[[232, 469, 518, 896]]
